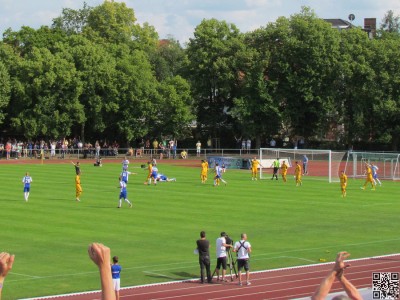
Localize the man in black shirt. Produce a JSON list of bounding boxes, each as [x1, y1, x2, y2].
[[196, 231, 212, 283]]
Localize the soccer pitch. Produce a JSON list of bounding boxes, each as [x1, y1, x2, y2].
[[1, 161, 399, 299]]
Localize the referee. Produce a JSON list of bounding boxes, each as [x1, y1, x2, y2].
[[271, 158, 280, 180]]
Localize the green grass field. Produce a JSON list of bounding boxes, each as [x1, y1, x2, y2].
[[0, 160, 399, 299]]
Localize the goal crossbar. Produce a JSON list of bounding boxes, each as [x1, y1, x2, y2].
[[259, 148, 346, 183]]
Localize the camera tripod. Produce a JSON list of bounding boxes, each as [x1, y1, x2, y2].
[[212, 247, 238, 281]]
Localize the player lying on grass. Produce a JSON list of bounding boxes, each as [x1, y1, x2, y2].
[[156, 174, 176, 182]]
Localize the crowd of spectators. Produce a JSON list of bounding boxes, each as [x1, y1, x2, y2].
[[0, 138, 121, 159]]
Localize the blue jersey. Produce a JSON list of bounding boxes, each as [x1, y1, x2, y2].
[[111, 264, 121, 279], [23, 175, 32, 192], [151, 166, 158, 178], [22, 176, 32, 188], [122, 159, 129, 170], [372, 165, 379, 178], [121, 171, 130, 183], [157, 174, 168, 181], [119, 181, 127, 198], [215, 166, 222, 178]]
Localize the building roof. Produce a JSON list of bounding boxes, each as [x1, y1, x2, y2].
[[324, 19, 353, 29]]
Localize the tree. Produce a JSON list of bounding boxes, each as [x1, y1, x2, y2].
[[52, 2, 93, 35], [337, 28, 376, 148], [231, 29, 281, 148], [380, 10, 400, 33], [0, 61, 10, 125], [186, 18, 245, 140], [9, 47, 84, 139], [156, 76, 194, 138], [369, 37, 400, 150], [59, 34, 119, 141], [263, 8, 342, 143], [86, 0, 137, 45]]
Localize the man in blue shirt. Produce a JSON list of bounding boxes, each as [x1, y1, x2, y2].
[[111, 256, 122, 300], [302, 155, 309, 175]]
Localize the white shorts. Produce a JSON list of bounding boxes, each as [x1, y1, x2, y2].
[[113, 278, 120, 291]]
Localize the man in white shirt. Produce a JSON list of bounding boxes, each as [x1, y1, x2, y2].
[[213, 232, 232, 282], [234, 233, 252, 286]]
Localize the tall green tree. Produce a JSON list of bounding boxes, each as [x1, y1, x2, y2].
[[265, 8, 342, 142], [52, 2, 92, 35], [9, 47, 84, 139], [370, 37, 400, 150], [337, 28, 375, 147], [380, 10, 400, 33], [0, 61, 10, 125], [231, 29, 280, 148], [186, 18, 245, 139]]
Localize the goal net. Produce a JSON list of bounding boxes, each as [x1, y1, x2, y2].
[[344, 151, 400, 180], [259, 148, 346, 183]]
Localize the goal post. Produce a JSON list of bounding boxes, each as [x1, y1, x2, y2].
[[344, 151, 400, 180], [259, 148, 347, 183]]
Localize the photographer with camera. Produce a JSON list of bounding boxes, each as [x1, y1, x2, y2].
[[233, 233, 252, 286], [213, 232, 232, 282]]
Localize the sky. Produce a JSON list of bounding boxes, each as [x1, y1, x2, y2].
[[1, 0, 400, 44]]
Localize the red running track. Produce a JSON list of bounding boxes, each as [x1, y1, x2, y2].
[[28, 254, 400, 300]]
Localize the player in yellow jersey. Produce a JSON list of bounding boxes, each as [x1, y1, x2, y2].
[[281, 160, 288, 183], [251, 157, 261, 180], [361, 163, 375, 190], [294, 161, 302, 186], [340, 170, 347, 197], [75, 174, 82, 202], [201, 160, 208, 184], [144, 161, 152, 185]]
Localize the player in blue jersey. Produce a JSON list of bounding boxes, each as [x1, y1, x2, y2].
[[149, 165, 159, 185], [156, 174, 176, 182], [370, 163, 382, 186], [111, 256, 122, 300], [22, 172, 33, 202], [120, 170, 137, 184], [121, 156, 129, 171], [118, 177, 132, 208], [214, 163, 227, 186]]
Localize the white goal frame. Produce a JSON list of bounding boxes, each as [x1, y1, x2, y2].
[[259, 148, 346, 183], [344, 151, 400, 180]]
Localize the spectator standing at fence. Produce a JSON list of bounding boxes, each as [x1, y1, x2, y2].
[[152, 139, 158, 156], [196, 141, 201, 157], [270, 138, 276, 147], [246, 139, 251, 154], [50, 141, 56, 159], [5, 142, 11, 160], [95, 141, 101, 157]]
